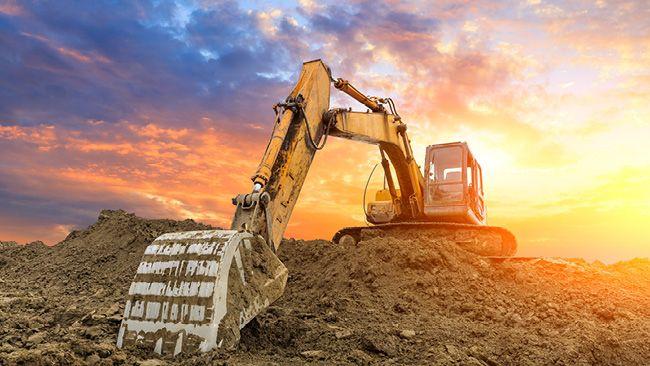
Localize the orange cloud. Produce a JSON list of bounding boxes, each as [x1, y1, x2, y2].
[[0, 0, 22, 16]]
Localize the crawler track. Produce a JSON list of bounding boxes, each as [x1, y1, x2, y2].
[[333, 222, 517, 257]]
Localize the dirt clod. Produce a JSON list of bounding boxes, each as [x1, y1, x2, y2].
[[1, 210, 649, 365], [398, 329, 416, 339], [335, 329, 353, 339], [301, 350, 326, 359]]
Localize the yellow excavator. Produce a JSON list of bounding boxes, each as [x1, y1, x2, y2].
[[116, 60, 516, 355]]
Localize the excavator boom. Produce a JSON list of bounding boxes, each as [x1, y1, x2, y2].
[[234, 60, 331, 251]]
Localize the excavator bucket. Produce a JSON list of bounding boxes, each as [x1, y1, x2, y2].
[[116, 230, 287, 355]]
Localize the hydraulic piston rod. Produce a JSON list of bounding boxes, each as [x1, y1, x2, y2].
[[333, 78, 385, 113]]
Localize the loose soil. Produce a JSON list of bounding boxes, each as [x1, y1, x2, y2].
[[1, 210, 648, 365]]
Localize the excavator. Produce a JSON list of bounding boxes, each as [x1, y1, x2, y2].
[[116, 60, 516, 355]]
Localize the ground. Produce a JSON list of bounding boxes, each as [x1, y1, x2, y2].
[[1, 210, 648, 365]]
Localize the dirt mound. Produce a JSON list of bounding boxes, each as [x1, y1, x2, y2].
[[0, 241, 50, 273], [1, 211, 649, 365], [0, 210, 211, 365]]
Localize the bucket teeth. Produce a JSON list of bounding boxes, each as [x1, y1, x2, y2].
[[116, 230, 287, 355]]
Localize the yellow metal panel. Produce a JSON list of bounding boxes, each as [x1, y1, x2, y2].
[[329, 112, 401, 146]]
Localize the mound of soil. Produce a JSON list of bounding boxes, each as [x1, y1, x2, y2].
[[1, 210, 649, 365]]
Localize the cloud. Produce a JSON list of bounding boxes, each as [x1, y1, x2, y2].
[[0, 0, 23, 16], [0, 0, 302, 131]]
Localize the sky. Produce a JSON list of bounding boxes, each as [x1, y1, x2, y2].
[[1, 0, 648, 262]]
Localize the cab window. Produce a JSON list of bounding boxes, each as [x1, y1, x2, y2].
[[428, 146, 464, 203], [429, 146, 463, 183]]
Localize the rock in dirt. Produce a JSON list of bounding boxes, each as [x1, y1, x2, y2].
[[398, 329, 416, 339], [301, 350, 326, 359], [27, 332, 46, 345], [335, 328, 353, 339]]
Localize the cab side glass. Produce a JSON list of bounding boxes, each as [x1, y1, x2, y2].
[[428, 146, 464, 203]]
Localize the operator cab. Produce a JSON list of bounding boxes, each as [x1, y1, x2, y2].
[[423, 142, 486, 225], [366, 141, 486, 226]]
